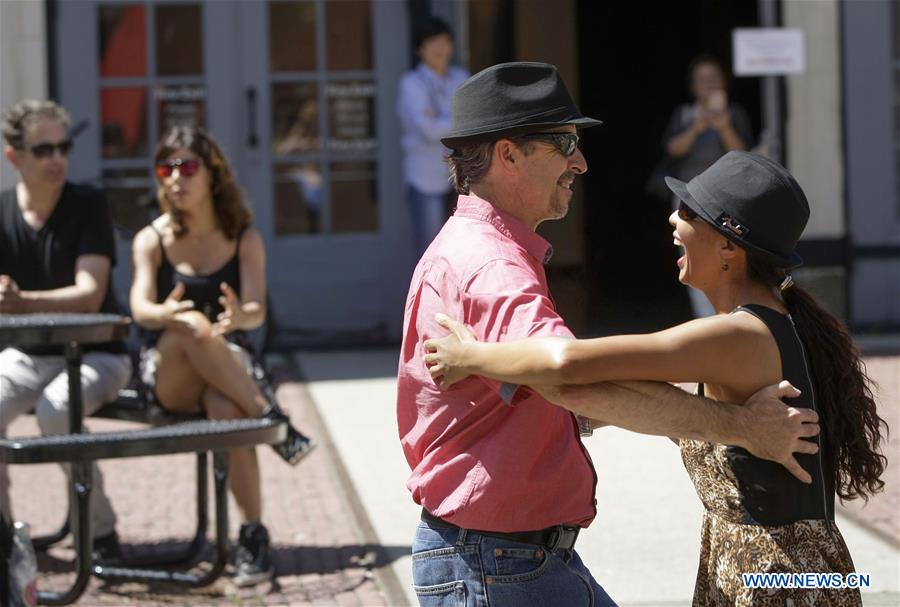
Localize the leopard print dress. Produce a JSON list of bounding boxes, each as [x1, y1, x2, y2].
[[679, 305, 862, 606]]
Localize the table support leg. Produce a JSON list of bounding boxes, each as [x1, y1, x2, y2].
[[64, 342, 83, 434], [36, 462, 93, 605]]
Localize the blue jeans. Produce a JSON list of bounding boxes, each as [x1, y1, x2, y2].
[[412, 521, 618, 607], [407, 184, 449, 258]]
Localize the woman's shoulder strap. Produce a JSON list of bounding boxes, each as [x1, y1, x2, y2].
[[734, 303, 784, 327], [733, 304, 796, 367], [148, 220, 170, 264], [234, 225, 250, 263]]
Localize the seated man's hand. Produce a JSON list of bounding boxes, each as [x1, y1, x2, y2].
[[741, 380, 819, 483], [424, 313, 478, 389], [0, 275, 26, 313]]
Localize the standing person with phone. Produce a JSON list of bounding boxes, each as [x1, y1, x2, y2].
[[663, 55, 753, 317]]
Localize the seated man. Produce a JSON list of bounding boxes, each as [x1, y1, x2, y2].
[[0, 100, 131, 562]]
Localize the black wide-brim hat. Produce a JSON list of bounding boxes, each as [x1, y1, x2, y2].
[[441, 62, 602, 149], [665, 151, 809, 268]]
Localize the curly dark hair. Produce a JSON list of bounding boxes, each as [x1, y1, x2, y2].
[[747, 256, 889, 501], [154, 126, 251, 240]]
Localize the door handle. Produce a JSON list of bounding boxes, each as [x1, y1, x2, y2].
[[246, 87, 258, 148]]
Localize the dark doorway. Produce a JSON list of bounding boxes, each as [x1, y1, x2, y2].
[[575, 0, 762, 335]]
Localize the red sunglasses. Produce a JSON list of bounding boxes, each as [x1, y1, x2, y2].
[[155, 158, 201, 179]]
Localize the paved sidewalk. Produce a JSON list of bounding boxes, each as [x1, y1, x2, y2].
[[7, 356, 393, 606], [838, 355, 900, 547]]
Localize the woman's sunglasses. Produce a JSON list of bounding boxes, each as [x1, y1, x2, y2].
[[512, 132, 580, 157], [678, 201, 698, 221], [28, 140, 74, 158], [155, 158, 201, 179]]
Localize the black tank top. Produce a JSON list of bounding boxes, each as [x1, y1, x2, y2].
[[717, 304, 836, 525], [151, 224, 243, 323]]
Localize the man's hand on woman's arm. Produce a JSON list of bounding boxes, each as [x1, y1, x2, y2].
[[541, 380, 819, 484]]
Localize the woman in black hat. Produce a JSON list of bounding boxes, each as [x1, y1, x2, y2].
[[423, 151, 884, 605]]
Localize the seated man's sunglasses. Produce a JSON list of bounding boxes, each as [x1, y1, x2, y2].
[[155, 158, 201, 179], [512, 132, 579, 157], [28, 140, 74, 158]]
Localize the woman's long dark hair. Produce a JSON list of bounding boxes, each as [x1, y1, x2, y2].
[[154, 126, 252, 240], [747, 256, 888, 501]]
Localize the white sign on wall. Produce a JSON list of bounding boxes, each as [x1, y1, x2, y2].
[[733, 28, 806, 76]]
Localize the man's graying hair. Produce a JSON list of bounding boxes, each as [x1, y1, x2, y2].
[[446, 138, 535, 194], [1, 100, 70, 149]]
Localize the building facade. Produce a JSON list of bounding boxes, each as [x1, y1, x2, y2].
[[1, 0, 896, 342]]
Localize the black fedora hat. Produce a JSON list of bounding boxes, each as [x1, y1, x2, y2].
[[441, 62, 601, 149], [665, 151, 810, 268]]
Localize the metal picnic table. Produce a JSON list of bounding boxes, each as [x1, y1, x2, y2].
[[0, 313, 286, 605]]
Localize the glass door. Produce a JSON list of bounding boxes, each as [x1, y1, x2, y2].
[[55, 0, 410, 341], [238, 0, 408, 341]]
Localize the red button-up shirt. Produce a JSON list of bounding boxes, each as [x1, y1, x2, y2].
[[397, 193, 597, 532]]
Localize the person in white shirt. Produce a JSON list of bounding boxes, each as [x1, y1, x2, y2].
[[397, 17, 469, 257]]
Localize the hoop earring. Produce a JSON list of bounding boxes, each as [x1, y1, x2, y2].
[[721, 263, 729, 271]]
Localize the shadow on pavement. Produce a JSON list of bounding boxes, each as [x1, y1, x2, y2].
[[271, 543, 411, 575], [35, 541, 409, 603], [36, 540, 410, 577]]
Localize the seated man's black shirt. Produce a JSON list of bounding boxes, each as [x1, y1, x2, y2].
[[0, 181, 124, 354]]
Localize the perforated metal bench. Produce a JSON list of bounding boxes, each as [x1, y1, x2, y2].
[[29, 385, 206, 556]]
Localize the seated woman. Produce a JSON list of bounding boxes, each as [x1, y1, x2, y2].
[[424, 151, 886, 606], [130, 126, 312, 586]]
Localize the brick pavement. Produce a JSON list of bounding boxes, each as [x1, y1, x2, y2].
[[7, 356, 394, 606]]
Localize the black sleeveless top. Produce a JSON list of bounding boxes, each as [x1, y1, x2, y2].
[[715, 304, 836, 525], [151, 224, 243, 323]]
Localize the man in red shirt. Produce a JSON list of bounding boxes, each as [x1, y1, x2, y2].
[[397, 62, 817, 606]]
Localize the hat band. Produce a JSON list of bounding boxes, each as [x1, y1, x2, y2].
[[715, 212, 750, 238], [448, 105, 577, 138]]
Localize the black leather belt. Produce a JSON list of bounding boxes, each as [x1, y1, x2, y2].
[[421, 508, 580, 552]]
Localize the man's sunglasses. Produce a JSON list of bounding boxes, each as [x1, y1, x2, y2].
[[28, 140, 74, 158], [512, 132, 580, 157], [155, 158, 201, 179], [678, 201, 698, 221]]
